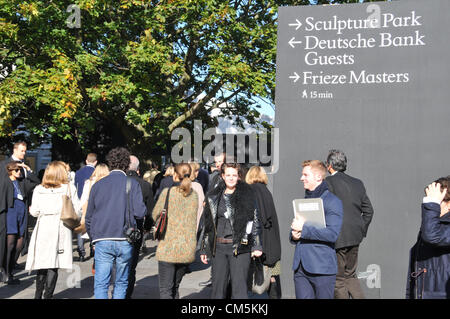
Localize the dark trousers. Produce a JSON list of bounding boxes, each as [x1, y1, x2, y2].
[[158, 261, 188, 299], [335, 245, 365, 299], [126, 236, 143, 299], [294, 263, 336, 299], [35, 268, 58, 299], [211, 243, 250, 299]]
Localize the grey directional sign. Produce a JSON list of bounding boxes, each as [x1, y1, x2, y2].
[[274, 0, 450, 298]]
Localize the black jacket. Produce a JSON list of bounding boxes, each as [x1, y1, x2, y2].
[[0, 157, 39, 212], [249, 183, 281, 267], [326, 172, 374, 249], [155, 176, 175, 201], [200, 180, 262, 258], [406, 203, 450, 299], [126, 170, 155, 231]]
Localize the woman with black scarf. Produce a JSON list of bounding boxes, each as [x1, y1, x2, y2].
[[200, 162, 262, 299], [246, 166, 282, 299]]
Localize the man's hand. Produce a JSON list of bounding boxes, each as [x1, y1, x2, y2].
[[251, 250, 263, 258], [426, 182, 447, 203], [291, 215, 305, 232], [200, 254, 209, 264], [18, 162, 31, 171], [291, 230, 301, 241]]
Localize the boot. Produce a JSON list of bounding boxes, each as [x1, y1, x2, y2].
[[43, 269, 58, 299], [34, 270, 46, 299]]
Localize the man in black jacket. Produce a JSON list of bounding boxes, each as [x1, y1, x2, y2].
[[0, 141, 39, 282], [125, 155, 155, 298], [325, 149, 374, 299]]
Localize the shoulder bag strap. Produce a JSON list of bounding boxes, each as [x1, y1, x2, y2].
[[126, 177, 132, 228], [164, 187, 171, 213]]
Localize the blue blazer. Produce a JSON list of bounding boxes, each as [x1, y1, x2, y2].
[[291, 190, 343, 275], [75, 165, 95, 199]]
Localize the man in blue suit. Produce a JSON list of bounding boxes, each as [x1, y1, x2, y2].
[[74, 153, 97, 199], [290, 160, 343, 299], [74, 152, 97, 261]]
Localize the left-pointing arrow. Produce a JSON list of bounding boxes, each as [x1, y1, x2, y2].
[[289, 72, 300, 83], [288, 37, 302, 48]]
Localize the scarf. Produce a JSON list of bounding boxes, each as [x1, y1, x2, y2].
[[305, 181, 328, 199]]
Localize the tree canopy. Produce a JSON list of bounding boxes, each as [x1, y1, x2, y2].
[[0, 0, 382, 164]]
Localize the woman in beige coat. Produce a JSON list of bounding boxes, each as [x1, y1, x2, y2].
[[25, 161, 78, 299], [152, 163, 198, 299]]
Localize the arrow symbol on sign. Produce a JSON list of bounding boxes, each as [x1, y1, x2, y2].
[[288, 37, 302, 48], [289, 72, 300, 83], [288, 19, 302, 30]]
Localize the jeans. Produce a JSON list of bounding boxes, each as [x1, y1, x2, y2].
[[94, 240, 133, 299]]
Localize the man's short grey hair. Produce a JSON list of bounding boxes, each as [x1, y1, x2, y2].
[[326, 149, 347, 172], [129, 155, 139, 172]]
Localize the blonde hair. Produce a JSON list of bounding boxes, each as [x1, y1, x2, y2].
[[42, 161, 69, 188], [89, 163, 110, 184], [175, 163, 192, 197], [302, 160, 327, 179], [245, 166, 268, 185], [86, 153, 97, 163], [143, 169, 160, 184], [188, 161, 200, 181], [164, 165, 175, 177]]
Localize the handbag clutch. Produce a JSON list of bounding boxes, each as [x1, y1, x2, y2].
[[60, 185, 81, 230], [154, 187, 171, 240], [248, 257, 271, 295]]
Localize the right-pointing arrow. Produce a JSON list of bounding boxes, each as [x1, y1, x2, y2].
[[288, 19, 302, 30], [288, 37, 302, 48], [289, 72, 300, 83]]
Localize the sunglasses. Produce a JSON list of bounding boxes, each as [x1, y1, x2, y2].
[[9, 168, 20, 173]]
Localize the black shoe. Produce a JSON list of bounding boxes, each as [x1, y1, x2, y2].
[[0, 270, 8, 283], [14, 263, 25, 270], [198, 279, 212, 287], [79, 255, 86, 262], [7, 275, 20, 285]]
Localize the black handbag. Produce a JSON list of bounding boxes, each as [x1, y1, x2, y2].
[[154, 187, 171, 240], [248, 257, 271, 294], [124, 177, 142, 244]]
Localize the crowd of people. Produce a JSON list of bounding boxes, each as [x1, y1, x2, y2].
[[0, 142, 449, 299]]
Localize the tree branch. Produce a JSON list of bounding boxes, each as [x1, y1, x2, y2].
[[168, 80, 224, 132]]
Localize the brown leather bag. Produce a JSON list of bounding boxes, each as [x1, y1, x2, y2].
[[60, 185, 81, 230], [73, 201, 87, 234]]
